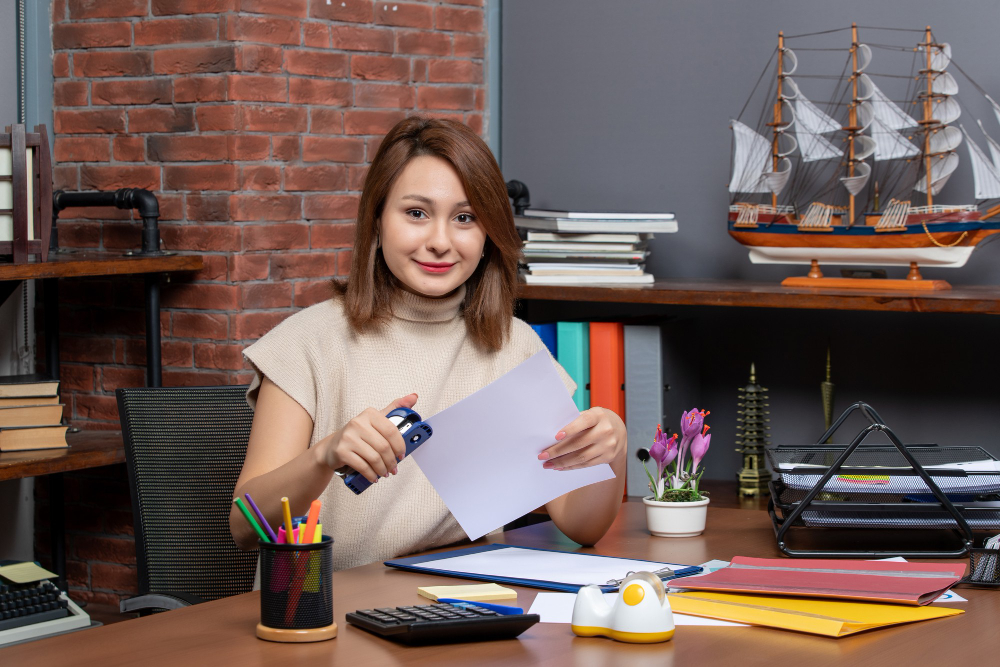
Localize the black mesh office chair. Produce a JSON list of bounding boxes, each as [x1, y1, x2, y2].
[[116, 385, 258, 614]]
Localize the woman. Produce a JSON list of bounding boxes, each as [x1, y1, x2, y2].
[[231, 117, 627, 570]]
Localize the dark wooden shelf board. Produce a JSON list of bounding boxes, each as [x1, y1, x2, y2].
[[0, 430, 125, 481], [518, 279, 1000, 315], [0, 251, 203, 282]]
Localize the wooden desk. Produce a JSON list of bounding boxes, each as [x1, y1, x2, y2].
[[519, 279, 1000, 315], [6, 503, 995, 665], [0, 430, 124, 482]]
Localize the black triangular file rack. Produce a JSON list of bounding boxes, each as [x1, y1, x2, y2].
[[765, 402, 1000, 558]]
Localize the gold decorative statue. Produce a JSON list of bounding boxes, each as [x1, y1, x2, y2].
[[736, 363, 771, 496]]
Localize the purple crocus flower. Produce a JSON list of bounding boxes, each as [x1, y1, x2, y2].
[[649, 426, 678, 480], [689, 430, 711, 473], [680, 408, 705, 440]]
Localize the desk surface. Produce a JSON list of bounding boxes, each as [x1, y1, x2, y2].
[[0, 250, 203, 282], [5, 503, 995, 666], [518, 279, 1000, 315], [0, 430, 125, 482]]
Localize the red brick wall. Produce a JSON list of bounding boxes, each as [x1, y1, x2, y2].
[[38, 0, 488, 606]]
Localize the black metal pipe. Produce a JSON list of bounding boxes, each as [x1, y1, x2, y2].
[[52, 188, 165, 256], [144, 275, 162, 388], [505, 179, 531, 215]]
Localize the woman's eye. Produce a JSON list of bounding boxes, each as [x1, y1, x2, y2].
[[406, 209, 427, 220], [455, 213, 476, 224]]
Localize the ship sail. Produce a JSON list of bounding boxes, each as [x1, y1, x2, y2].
[[729, 120, 773, 193], [914, 42, 961, 196], [789, 86, 843, 162], [914, 152, 959, 195], [986, 95, 1000, 132], [962, 125, 1000, 199], [977, 119, 1000, 172], [858, 75, 920, 161], [840, 161, 871, 196]]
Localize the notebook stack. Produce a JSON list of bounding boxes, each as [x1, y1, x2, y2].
[[0, 374, 67, 452], [515, 209, 678, 285]]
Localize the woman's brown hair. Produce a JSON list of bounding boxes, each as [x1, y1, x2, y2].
[[333, 116, 521, 352]]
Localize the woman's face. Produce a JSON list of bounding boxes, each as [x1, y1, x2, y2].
[[379, 154, 488, 299]]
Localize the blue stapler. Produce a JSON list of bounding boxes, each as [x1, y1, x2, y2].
[[336, 407, 432, 495]]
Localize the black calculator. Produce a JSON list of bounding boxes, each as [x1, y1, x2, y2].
[[345, 602, 539, 645]]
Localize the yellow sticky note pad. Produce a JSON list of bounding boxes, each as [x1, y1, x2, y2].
[[0, 562, 58, 584], [417, 583, 517, 602]]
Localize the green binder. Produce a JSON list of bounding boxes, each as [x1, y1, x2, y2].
[[556, 322, 590, 411]]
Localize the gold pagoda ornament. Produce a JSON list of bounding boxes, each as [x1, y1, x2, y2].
[[736, 363, 771, 496]]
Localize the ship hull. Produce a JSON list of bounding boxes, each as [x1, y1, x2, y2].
[[728, 219, 1000, 267]]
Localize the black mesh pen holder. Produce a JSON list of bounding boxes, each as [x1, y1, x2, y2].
[[958, 546, 1000, 588], [256, 536, 337, 643]]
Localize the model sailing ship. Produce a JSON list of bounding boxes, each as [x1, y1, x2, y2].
[[728, 25, 1000, 286]]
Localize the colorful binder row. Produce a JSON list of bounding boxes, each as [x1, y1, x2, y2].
[[531, 322, 625, 420]]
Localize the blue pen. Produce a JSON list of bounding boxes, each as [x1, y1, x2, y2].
[[437, 599, 524, 615]]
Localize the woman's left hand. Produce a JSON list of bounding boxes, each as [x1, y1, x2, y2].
[[538, 407, 627, 471]]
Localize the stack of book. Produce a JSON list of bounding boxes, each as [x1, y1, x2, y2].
[[0, 374, 68, 452], [515, 209, 678, 285]]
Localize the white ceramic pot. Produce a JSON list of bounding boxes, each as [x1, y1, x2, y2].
[[642, 496, 710, 537]]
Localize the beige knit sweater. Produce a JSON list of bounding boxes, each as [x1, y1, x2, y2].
[[243, 285, 574, 570]]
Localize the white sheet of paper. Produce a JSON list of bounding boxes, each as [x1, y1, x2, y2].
[[527, 592, 747, 627], [415, 546, 689, 587], [414, 351, 614, 540]]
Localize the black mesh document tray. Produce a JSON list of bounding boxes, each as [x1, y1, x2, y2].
[[765, 402, 1000, 558]]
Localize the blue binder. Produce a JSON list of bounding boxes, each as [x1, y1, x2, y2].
[[384, 543, 701, 593], [530, 323, 558, 357]]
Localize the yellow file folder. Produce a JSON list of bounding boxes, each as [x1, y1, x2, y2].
[[668, 591, 963, 638]]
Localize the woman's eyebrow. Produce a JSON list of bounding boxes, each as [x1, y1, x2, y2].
[[400, 194, 471, 208], [400, 194, 434, 204]]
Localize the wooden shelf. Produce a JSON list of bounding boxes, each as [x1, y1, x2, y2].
[[0, 250, 203, 282], [0, 430, 125, 482], [518, 279, 1000, 315]]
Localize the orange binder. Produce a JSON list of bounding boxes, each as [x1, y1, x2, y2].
[[588, 322, 625, 420], [589, 322, 627, 500]]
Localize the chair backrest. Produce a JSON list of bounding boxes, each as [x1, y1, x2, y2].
[[117, 385, 257, 601]]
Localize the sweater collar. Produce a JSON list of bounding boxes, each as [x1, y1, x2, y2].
[[393, 284, 466, 323]]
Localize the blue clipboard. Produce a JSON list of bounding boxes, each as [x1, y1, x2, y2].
[[384, 544, 702, 593]]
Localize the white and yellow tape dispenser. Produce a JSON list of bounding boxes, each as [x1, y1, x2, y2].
[[570, 571, 675, 643]]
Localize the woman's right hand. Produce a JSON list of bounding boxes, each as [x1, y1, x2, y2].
[[317, 393, 418, 483]]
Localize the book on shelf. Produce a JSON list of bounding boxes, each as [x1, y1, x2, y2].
[[0, 423, 69, 452], [0, 395, 59, 407], [522, 241, 641, 252], [522, 250, 648, 262], [521, 273, 655, 285], [521, 209, 675, 220], [528, 267, 645, 277], [525, 232, 650, 244], [0, 404, 66, 428], [0, 374, 60, 399], [515, 216, 678, 234]]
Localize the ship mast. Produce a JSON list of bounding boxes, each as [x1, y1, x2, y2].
[[847, 23, 860, 225], [770, 31, 785, 209], [921, 25, 935, 207]]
